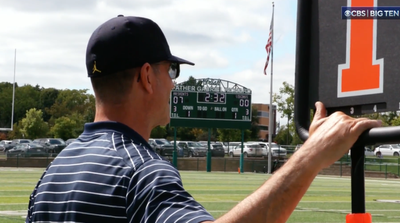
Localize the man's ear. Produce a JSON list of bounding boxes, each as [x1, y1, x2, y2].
[[138, 63, 154, 94]]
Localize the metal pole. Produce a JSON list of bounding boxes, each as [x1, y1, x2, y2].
[[350, 144, 365, 213], [173, 128, 177, 168], [240, 129, 244, 173], [11, 49, 16, 130], [206, 128, 211, 172], [267, 2, 275, 174]]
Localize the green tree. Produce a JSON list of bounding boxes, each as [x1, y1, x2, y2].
[[46, 89, 94, 130], [0, 82, 15, 128], [273, 82, 294, 144], [150, 126, 167, 138], [83, 95, 96, 123], [176, 127, 197, 141], [47, 89, 92, 120], [274, 126, 293, 145], [20, 108, 49, 139], [218, 129, 240, 142], [381, 111, 398, 126], [180, 76, 203, 88], [13, 84, 42, 128], [51, 115, 83, 140], [39, 88, 60, 122], [217, 129, 252, 142], [7, 121, 24, 139], [390, 114, 400, 127]]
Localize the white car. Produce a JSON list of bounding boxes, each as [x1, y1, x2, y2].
[[225, 142, 241, 154], [374, 144, 400, 157], [229, 143, 263, 158], [248, 142, 287, 158]]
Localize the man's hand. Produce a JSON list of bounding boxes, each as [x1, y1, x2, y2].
[[304, 101, 382, 169]]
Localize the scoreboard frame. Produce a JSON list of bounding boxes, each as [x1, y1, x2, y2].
[[169, 78, 252, 129]]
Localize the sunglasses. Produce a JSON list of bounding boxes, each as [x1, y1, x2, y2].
[[168, 62, 180, 79], [137, 62, 180, 82]]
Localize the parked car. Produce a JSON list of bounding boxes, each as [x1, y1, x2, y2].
[[33, 138, 67, 153], [4, 139, 33, 152], [155, 144, 184, 157], [374, 144, 400, 157], [222, 142, 231, 154], [247, 142, 287, 158], [148, 138, 170, 151], [229, 143, 263, 158], [177, 141, 207, 157], [0, 140, 12, 152], [6, 142, 47, 157], [210, 143, 225, 157], [65, 138, 77, 146], [264, 143, 287, 158], [226, 142, 241, 154], [198, 141, 208, 147], [197, 141, 227, 154]]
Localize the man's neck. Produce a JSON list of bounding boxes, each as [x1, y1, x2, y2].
[[93, 104, 152, 141]]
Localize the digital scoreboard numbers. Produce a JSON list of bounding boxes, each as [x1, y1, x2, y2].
[[170, 92, 251, 121], [169, 78, 252, 129]]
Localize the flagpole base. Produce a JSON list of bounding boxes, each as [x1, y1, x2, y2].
[[346, 213, 372, 223]]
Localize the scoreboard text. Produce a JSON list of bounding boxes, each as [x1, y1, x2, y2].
[[170, 91, 251, 121]]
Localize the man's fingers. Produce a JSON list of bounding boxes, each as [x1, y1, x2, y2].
[[351, 119, 382, 136], [312, 101, 327, 122]]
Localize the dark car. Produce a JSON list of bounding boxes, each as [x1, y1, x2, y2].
[[6, 143, 47, 157], [33, 138, 67, 153], [210, 144, 225, 157], [65, 138, 76, 146], [156, 144, 184, 157], [4, 139, 33, 152], [177, 141, 207, 157]]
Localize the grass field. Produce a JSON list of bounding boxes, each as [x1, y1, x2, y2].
[[1, 168, 400, 223]]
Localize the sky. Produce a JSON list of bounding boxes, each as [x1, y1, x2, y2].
[[0, 0, 298, 126]]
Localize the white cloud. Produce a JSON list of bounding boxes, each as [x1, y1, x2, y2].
[[0, 0, 297, 118]]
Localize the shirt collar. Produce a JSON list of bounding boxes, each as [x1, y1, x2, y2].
[[83, 121, 151, 148]]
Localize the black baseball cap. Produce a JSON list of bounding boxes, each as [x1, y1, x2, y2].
[[86, 15, 194, 77]]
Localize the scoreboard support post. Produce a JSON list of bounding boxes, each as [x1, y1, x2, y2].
[[207, 128, 212, 172], [173, 127, 177, 168], [240, 129, 244, 173]]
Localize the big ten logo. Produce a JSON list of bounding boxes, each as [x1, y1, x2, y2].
[[369, 10, 384, 17], [338, 0, 384, 98]]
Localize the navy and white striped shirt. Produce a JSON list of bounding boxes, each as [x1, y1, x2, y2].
[[26, 121, 215, 223]]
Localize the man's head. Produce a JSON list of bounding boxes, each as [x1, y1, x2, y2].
[[86, 15, 194, 127]]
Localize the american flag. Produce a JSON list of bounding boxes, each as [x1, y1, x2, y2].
[[264, 12, 273, 75]]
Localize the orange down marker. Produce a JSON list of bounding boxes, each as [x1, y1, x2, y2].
[[339, 0, 383, 94], [346, 213, 372, 223]]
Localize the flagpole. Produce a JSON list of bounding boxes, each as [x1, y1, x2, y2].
[[268, 2, 274, 174]]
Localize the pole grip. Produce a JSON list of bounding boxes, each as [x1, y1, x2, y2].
[[346, 213, 372, 223]]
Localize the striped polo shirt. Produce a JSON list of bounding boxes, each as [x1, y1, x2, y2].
[[26, 121, 215, 223]]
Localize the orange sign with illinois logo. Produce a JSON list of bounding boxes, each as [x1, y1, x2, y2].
[[338, 0, 384, 98]]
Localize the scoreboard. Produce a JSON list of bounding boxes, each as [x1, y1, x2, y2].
[[170, 92, 251, 121], [169, 78, 252, 129]]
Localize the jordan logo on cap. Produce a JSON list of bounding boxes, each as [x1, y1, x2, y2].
[[92, 61, 102, 73]]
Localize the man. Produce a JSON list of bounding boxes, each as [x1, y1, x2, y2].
[[26, 15, 382, 223]]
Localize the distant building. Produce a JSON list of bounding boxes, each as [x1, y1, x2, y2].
[[252, 103, 277, 141]]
